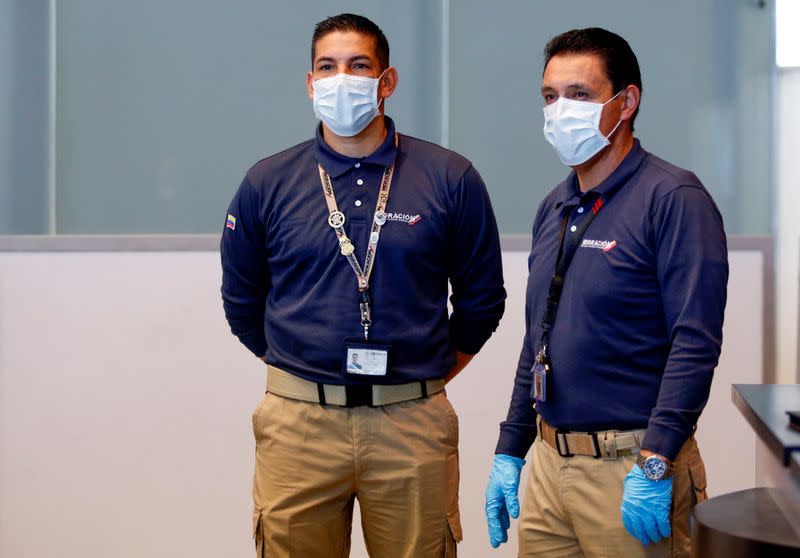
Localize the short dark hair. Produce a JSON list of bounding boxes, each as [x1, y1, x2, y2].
[[311, 13, 390, 70], [544, 28, 642, 130]]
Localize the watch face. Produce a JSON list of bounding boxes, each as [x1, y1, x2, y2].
[[642, 456, 667, 480]]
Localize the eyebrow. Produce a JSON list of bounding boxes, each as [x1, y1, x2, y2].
[[314, 54, 374, 66], [541, 82, 594, 94]]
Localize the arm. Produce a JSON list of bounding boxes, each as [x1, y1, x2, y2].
[[641, 185, 728, 460], [495, 326, 538, 458], [220, 175, 271, 358], [485, 318, 535, 548], [447, 165, 506, 358], [495, 199, 549, 459], [445, 351, 474, 383], [486, 200, 548, 548]]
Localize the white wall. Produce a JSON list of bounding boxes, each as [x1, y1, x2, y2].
[[776, 68, 800, 385], [0, 246, 763, 558]]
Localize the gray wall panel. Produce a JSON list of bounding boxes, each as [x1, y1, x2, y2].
[[448, 0, 773, 234], [0, 1, 774, 234], [55, 1, 441, 234], [0, 0, 49, 234]]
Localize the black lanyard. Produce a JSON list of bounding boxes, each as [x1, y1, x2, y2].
[[539, 194, 606, 351]]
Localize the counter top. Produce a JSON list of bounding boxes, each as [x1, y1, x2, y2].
[[693, 488, 800, 555], [732, 384, 800, 466]]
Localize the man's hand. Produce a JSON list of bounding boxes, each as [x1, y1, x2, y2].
[[485, 454, 525, 548], [445, 351, 474, 383], [620, 464, 672, 545]]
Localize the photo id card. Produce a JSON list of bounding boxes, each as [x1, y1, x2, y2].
[[531, 362, 548, 402], [344, 338, 391, 376]]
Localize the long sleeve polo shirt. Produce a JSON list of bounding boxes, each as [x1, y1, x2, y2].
[[221, 117, 506, 385], [496, 140, 728, 461]]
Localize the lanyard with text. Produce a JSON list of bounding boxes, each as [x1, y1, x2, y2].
[[532, 193, 605, 403], [317, 133, 398, 340]]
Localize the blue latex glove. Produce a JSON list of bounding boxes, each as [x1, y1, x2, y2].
[[620, 464, 672, 545], [485, 454, 525, 548]]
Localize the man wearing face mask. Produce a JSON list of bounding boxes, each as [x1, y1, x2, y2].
[[485, 28, 727, 557], [221, 13, 505, 558]]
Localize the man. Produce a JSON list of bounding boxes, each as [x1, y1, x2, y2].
[[347, 352, 362, 372], [221, 13, 505, 557], [485, 28, 727, 558]]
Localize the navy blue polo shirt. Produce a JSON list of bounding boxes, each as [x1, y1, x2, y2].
[[221, 117, 506, 385], [496, 140, 728, 461]]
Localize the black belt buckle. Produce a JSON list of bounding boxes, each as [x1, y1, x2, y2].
[[345, 384, 373, 407], [555, 429, 574, 458]]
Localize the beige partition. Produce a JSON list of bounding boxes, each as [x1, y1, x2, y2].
[[0, 236, 769, 558]]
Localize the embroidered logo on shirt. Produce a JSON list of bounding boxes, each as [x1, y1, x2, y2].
[[581, 239, 617, 252], [226, 214, 237, 230], [386, 212, 423, 226]]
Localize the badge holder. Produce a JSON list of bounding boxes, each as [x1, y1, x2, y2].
[[531, 345, 551, 403], [343, 338, 391, 377]]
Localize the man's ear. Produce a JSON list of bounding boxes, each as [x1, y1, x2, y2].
[[306, 71, 315, 102], [378, 67, 399, 102], [619, 85, 640, 123]]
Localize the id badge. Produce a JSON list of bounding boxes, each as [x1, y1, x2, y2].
[[531, 361, 548, 402], [344, 338, 391, 376]]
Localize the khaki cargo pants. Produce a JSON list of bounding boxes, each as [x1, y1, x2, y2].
[[519, 434, 708, 558], [251, 391, 462, 557]]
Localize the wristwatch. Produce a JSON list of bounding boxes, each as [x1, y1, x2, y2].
[[636, 454, 674, 481]]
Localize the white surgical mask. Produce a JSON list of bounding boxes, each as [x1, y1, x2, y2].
[[542, 90, 624, 166], [312, 71, 386, 137]]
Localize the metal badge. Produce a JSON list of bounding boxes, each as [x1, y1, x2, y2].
[[340, 240, 355, 256], [328, 211, 346, 229], [374, 211, 387, 226], [369, 231, 380, 244]]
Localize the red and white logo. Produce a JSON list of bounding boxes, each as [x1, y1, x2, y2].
[[386, 212, 423, 226], [581, 239, 617, 252]]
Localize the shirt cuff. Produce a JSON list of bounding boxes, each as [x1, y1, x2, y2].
[[641, 421, 689, 462], [495, 424, 537, 460]]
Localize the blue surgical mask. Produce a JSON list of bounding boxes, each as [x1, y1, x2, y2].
[[543, 90, 624, 166], [312, 71, 386, 137]]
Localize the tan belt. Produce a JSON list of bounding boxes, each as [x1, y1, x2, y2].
[[267, 365, 446, 407], [538, 416, 645, 459]]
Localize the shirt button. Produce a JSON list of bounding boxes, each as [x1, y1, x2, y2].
[[570, 225, 577, 232], [357, 179, 364, 185], [355, 200, 362, 207], [577, 207, 584, 214], [354, 163, 361, 168]]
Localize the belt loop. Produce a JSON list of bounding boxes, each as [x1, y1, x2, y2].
[[420, 380, 428, 398], [589, 432, 602, 459], [317, 383, 327, 405]]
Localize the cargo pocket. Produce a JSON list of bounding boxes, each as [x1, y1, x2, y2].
[[443, 507, 463, 557], [688, 455, 708, 506], [253, 507, 265, 558]]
